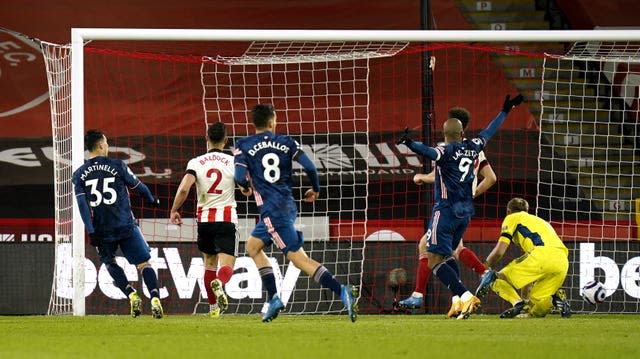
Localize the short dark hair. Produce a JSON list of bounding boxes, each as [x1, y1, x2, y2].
[[448, 107, 471, 130], [507, 197, 529, 213], [252, 103, 275, 129], [85, 129, 105, 151], [207, 121, 227, 143]]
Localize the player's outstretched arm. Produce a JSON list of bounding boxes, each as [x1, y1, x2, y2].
[[478, 94, 524, 141], [397, 127, 440, 160]]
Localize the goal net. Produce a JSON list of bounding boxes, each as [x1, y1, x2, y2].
[[539, 41, 640, 313], [41, 29, 640, 316]]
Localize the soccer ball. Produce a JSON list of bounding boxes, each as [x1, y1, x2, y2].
[[582, 280, 606, 304]]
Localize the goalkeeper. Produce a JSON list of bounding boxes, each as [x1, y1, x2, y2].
[[397, 94, 523, 319], [475, 197, 570, 318]]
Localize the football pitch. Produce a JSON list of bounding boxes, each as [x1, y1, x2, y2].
[[1, 314, 638, 358]]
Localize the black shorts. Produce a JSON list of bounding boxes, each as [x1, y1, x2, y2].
[[197, 222, 237, 256]]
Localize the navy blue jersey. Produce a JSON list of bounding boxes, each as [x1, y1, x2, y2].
[[408, 136, 487, 218], [234, 131, 300, 218], [72, 156, 154, 238], [432, 137, 486, 217]]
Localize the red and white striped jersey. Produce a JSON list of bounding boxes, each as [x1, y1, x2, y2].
[[186, 149, 237, 223]]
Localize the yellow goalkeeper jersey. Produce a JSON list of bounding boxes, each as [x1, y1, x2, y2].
[[498, 211, 567, 255]]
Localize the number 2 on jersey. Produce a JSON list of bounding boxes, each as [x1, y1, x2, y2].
[[206, 168, 223, 194]]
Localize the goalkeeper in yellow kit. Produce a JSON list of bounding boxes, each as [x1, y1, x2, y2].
[[475, 197, 571, 318]]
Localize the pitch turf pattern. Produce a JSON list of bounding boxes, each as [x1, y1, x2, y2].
[[1, 315, 639, 358]]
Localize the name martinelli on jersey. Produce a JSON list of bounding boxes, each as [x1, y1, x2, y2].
[[79, 164, 118, 180], [247, 141, 290, 156]]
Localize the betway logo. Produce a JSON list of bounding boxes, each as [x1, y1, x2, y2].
[[53, 244, 301, 304], [580, 242, 640, 299]]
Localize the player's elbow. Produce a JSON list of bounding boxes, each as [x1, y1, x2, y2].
[[486, 173, 497, 188]]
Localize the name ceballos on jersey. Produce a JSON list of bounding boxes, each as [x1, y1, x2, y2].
[[247, 141, 290, 156], [79, 164, 119, 181]]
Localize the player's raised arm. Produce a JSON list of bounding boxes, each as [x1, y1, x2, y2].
[[397, 127, 441, 161], [477, 94, 523, 142]]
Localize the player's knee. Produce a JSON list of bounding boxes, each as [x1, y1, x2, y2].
[[104, 262, 119, 271], [136, 262, 151, 272], [529, 298, 553, 317], [245, 237, 264, 257]]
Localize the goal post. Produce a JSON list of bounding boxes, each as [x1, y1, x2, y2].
[[46, 29, 640, 316]]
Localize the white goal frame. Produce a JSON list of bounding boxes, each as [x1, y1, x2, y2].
[[68, 28, 640, 315]]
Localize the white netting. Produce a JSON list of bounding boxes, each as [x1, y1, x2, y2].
[[218, 41, 408, 65], [199, 41, 405, 315], [41, 42, 74, 315], [539, 41, 640, 313]]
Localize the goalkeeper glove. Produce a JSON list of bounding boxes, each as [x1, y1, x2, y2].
[[502, 94, 524, 113], [88, 232, 102, 247], [397, 127, 413, 146]]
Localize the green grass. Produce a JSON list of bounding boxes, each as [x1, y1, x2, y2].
[[1, 314, 639, 358]]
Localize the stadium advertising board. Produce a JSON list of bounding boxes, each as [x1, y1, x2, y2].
[[25, 232, 640, 314]]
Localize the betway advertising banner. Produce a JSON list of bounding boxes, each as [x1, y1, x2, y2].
[[43, 237, 640, 315]]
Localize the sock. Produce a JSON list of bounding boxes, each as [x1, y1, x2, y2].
[[217, 265, 233, 285], [259, 266, 278, 300], [204, 266, 217, 305], [413, 254, 431, 295], [432, 261, 467, 297], [444, 256, 460, 277], [492, 278, 522, 305], [141, 265, 160, 299], [460, 291, 474, 302], [313, 266, 341, 296], [124, 286, 135, 297], [106, 263, 131, 296], [458, 247, 487, 275]]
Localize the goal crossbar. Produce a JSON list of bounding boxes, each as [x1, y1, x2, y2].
[[67, 28, 640, 316]]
